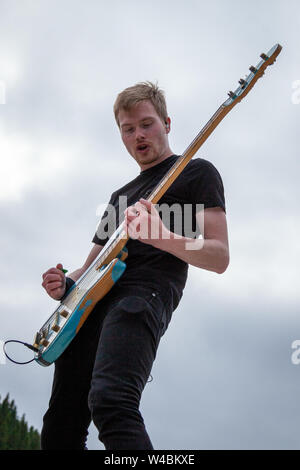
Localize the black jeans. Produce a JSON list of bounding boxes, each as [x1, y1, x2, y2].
[[40, 284, 173, 450]]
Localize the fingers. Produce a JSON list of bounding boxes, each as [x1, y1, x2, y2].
[[125, 206, 140, 219], [42, 273, 63, 287], [135, 199, 153, 213], [42, 264, 66, 299], [124, 204, 141, 229], [124, 199, 153, 219], [124, 199, 162, 242], [139, 198, 153, 210], [42, 265, 64, 279], [124, 200, 151, 240]]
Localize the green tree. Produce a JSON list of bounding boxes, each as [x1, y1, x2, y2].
[[0, 393, 40, 450]]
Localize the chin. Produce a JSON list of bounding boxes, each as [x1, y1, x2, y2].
[[135, 153, 155, 164]]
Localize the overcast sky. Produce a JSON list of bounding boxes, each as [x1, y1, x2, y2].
[[0, 0, 299, 450]]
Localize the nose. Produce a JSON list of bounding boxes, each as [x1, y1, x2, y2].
[[135, 126, 146, 141]]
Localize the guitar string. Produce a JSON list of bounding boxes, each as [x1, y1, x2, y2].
[[37, 52, 276, 337], [41, 99, 254, 335], [39, 108, 225, 335], [35, 46, 282, 346], [42, 64, 268, 333]]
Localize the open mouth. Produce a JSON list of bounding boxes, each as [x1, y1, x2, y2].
[[137, 144, 149, 152]]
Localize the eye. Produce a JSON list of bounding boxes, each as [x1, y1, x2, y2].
[[142, 121, 152, 128], [124, 127, 134, 134]]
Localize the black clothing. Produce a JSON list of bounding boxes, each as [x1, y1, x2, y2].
[[41, 284, 172, 450], [41, 155, 226, 450], [93, 155, 226, 309]]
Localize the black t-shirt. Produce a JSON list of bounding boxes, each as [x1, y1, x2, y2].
[[92, 155, 226, 309]]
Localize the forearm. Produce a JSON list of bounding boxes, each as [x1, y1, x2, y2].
[[68, 243, 104, 282], [158, 234, 229, 274], [125, 199, 229, 274], [68, 267, 85, 282]]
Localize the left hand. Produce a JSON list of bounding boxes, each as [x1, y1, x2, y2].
[[124, 198, 171, 248]]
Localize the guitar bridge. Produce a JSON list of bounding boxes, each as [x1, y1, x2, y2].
[[33, 331, 42, 349]]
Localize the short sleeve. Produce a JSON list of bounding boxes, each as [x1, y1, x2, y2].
[[189, 159, 226, 213], [92, 192, 117, 246]]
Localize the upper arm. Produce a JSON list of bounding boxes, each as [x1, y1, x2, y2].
[[196, 207, 229, 250]]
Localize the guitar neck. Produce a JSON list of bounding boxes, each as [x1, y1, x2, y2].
[[92, 42, 282, 270], [147, 103, 231, 204], [93, 103, 231, 270]]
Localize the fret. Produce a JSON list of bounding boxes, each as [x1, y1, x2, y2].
[[90, 44, 282, 274], [32, 44, 282, 366]]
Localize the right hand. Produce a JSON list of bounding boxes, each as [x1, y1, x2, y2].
[[42, 263, 66, 300]]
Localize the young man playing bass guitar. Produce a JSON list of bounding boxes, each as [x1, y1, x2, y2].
[[41, 82, 229, 450]]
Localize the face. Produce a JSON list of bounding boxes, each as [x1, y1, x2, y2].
[[117, 100, 172, 171]]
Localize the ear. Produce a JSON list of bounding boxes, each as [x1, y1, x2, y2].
[[165, 117, 171, 134]]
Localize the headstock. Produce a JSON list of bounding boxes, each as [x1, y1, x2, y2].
[[223, 43, 282, 107]]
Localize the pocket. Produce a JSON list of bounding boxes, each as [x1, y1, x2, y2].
[[107, 285, 172, 345], [139, 287, 170, 343]]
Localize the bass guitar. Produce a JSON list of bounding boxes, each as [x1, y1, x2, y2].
[[32, 43, 282, 366]]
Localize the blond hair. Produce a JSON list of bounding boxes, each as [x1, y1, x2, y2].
[[113, 81, 168, 126]]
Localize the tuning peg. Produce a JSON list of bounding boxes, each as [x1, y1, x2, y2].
[[249, 66, 257, 74], [228, 91, 236, 99], [260, 53, 269, 61], [239, 78, 246, 87]]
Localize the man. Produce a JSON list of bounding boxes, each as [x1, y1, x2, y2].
[[41, 82, 229, 450]]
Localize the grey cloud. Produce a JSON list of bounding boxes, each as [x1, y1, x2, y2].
[[0, 0, 299, 450]]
